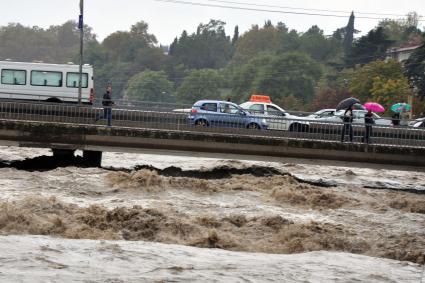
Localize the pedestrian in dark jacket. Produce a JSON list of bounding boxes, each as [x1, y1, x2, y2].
[[95, 84, 114, 126], [364, 110, 374, 144], [392, 113, 400, 126], [341, 107, 353, 142]]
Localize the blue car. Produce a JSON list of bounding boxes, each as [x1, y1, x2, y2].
[[189, 100, 268, 130]]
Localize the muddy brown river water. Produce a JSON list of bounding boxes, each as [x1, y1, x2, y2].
[[0, 146, 424, 282]]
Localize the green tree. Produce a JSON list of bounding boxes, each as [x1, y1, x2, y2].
[[370, 76, 411, 108], [378, 12, 422, 44], [231, 53, 276, 102], [177, 69, 223, 103], [124, 70, 174, 102], [346, 27, 394, 66], [94, 62, 133, 99], [405, 42, 425, 99], [170, 20, 233, 69], [279, 94, 304, 111], [102, 20, 157, 63], [0, 21, 96, 63], [345, 59, 411, 109], [298, 25, 340, 62], [232, 25, 239, 45], [232, 24, 282, 65], [311, 87, 350, 110], [102, 31, 133, 61], [251, 52, 323, 104]]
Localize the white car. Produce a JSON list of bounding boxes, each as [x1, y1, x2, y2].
[[409, 117, 425, 127], [239, 96, 309, 131], [307, 109, 336, 119], [411, 117, 425, 128], [314, 109, 392, 126]]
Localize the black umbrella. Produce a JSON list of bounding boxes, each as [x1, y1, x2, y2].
[[336, 97, 360, 111]]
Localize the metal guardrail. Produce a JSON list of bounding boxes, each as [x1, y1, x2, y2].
[[0, 92, 192, 111], [0, 100, 424, 149]]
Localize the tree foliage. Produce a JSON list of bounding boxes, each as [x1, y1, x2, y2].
[[378, 12, 422, 44], [405, 41, 425, 98], [345, 60, 412, 109], [343, 12, 355, 56], [298, 25, 341, 63], [311, 87, 350, 111], [0, 13, 421, 112], [177, 69, 223, 103], [232, 52, 323, 104], [124, 70, 174, 102], [346, 27, 394, 66], [0, 21, 96, 62], [232, 53, 275, 102], [233, 24, 282, 65], [168, 20, 233, 69]]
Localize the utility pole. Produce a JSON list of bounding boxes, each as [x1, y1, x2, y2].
[[78, 0, 84, 104]]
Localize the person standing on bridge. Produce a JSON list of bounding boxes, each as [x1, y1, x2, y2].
[[399, 107, 409, 126], [363, 109, 374, 144], [341, 107, 353, 142], [95, 84, 114, 126]]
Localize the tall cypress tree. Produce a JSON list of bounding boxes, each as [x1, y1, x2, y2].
[[169, 37, 178, 56], [232, 25, 239, 45], [343, 12, 355, 56]]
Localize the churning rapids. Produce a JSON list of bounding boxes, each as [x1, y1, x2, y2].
[[0, 146, 424, 282]]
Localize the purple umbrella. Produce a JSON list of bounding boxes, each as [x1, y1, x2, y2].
[[364, 102, 385, 113]]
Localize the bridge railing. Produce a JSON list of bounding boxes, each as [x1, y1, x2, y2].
[[0, 100, 424, 148]]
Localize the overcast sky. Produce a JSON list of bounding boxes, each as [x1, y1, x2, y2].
[[0, 0, 424, 45]]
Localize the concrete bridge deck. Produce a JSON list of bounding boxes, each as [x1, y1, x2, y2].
[[0, 119, 424, 167]]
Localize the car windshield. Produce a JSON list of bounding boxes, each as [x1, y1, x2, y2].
[[220, 103, 241, 114]]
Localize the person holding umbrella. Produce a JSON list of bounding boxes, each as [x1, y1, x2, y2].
[[363, 102, 384, 143], [336, 97, 360, 143], [341, 106, 354, 142], [391, 103, 411, 126]]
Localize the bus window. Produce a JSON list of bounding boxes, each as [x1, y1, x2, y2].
[[1, 69, 26, 85], [66, 72, 88, 88], [31, 70, 62, 87]]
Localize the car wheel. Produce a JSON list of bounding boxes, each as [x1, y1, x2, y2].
[[195, 119, 209, 127], [289, 123, 308, 132], [289, 123, 299, 132], [247, 123, 260, 130]]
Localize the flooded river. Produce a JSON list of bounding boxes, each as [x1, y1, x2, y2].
[[0, 146, 424, 282]]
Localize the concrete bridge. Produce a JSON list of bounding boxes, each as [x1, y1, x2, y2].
[[0, 117, 424, 167], [0, 100, 424, 167]]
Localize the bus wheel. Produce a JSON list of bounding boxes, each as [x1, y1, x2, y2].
[[46, 97, 63, 103]]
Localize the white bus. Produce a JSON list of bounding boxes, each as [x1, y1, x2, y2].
[[0, 60, 94, 104]]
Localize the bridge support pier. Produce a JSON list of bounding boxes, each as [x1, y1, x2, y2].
[[82, 150, 102, 167], [52, 148, 75, 158]]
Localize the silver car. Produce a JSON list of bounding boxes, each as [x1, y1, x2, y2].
[[314, 110, 392, 126]]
